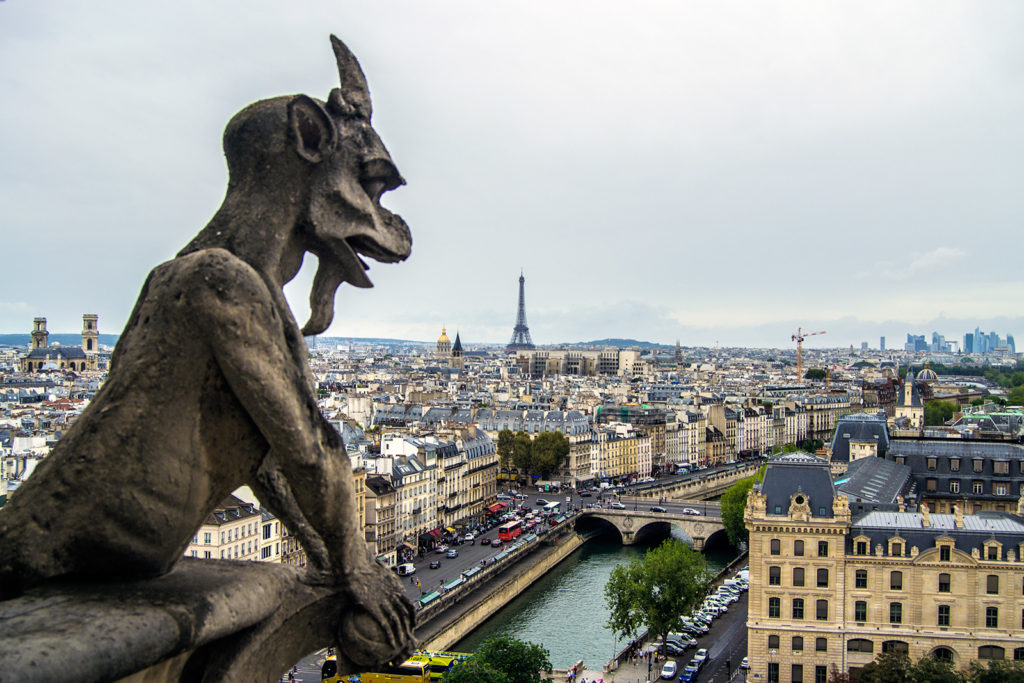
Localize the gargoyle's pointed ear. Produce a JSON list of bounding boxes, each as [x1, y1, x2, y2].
[[330, 34, 372, 119], [288, 95, 337, 164]]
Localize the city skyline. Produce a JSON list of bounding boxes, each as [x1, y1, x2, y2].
[[2, 2, 1022, 348]]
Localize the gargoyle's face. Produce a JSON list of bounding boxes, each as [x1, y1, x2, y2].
[[295, 36, 413, 336]]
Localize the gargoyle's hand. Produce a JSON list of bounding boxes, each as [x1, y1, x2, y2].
[[336, 556, 417, 668]]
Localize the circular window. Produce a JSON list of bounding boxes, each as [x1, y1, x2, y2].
[[794, 495, 805, 505]]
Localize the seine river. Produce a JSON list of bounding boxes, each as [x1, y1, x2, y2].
[[454, 530, 735, 670]]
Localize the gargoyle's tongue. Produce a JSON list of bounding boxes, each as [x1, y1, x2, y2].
[[301, 240, 371, 336]]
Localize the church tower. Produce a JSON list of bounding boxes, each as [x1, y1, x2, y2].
[[82, 314, 99, 354], [31, 318, 48, 350], [437, 327, 451, 357], [451, 331, 464, 370]]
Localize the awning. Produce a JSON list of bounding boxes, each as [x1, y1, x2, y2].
[[428, 528, 442, 538], [397, 543, 415, 551], [445, 527, 457, 534], [487, 503, 505, 514]]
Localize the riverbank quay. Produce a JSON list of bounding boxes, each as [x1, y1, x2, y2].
[[415, 526, 584, 650]]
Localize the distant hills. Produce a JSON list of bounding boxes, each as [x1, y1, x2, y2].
[[565, 338, 671, 350]]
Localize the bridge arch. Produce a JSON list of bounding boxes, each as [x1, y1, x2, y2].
[[578, 510, 724, 551]]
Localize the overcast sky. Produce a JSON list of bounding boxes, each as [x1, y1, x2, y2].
[[2, 1, 1021, 349]]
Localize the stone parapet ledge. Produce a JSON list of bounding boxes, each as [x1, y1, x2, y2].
[[0, 558, 352, 683]]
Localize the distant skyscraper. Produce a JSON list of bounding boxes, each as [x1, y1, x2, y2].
[[506, 272, 536, 353], [964, 332, 974, 354], [880, 336, 885, 351]]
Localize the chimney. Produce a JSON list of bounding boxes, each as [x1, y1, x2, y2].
[[921, 502, 930, 528], [953, 504, 964, 529]]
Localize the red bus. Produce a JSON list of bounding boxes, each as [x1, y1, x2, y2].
[[498, 520, 522, 542]]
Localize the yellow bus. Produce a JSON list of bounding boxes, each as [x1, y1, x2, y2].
[[407, 654, 456, 680], [321, 656, 428, 683]]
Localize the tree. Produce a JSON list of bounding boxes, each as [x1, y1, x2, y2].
[[605, 539, 710, 654], [971, 397, 986, 407], [442, 659, 511, 683], [720, 477, 755, 547], [532, 431, 570, 478], [908, 655, 964, 683], [472, 634, 552, 683], [1008, 384, 1024, 406], [856, 652, 911, 683], [497, 429, 515, 471], [512, 432, 533, 478], [805, 368, 827, 381], [924, 400, 958, 426], [968, 660, 1024, 683]]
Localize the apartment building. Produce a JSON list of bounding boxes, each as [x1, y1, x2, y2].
[[746, 453, 1024, 682]]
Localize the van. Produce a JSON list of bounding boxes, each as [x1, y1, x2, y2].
[[397, 563, 416, 576]]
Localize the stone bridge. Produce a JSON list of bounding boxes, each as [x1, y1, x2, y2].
[[576, 509, 726, 550]]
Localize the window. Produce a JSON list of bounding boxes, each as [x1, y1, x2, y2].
[[816, 665, 828, 683], [847, 639, 874, 653], [769, 566, 781, 585], [768, 635, 780, 650], [856, 541, 867, 555], [979, 645, 1005, 660], [986, 607, 999, 628], [817, 568, 829, 588], [791, 664, 803, 683], [938, 573, 950, 592], [883, 641, 909, 655], [263, 524, 272, 540], [890, 602, 902, 624], [793, 567, 805, 586], [974, 459, 984, 473], [927, 457, 937, 470], [793, 635, 804, 651], [818, 541, 828, 557], [816, 599, 828, 620], [261, 546, 271, 559], [987, 575, 999, 594], [995, 461, 1009, 474], [988, 546, 1000, 560], [794, 540, 804, 556], [950, 458, 960, 472], [926, 478, 937, 492], [816, 638, 827, 652], [896, 456, 905, 465], [769, 597, 781, 618], [940, 545, 951, 562], [934, 648, 955, 663], [203, 532, 211, 544], [1015, 648, 1024, 661], [856, 570, 868, 589], [950, 480, 960, 494], [892, 542, 902, 557], [793, 598, 804, 620], [854, 601, 867, 622], [770, 538, 781, 555], [938, 605, 950, 627], [974, 480, 984, 494], [768, 662, 779, 683], [890, 571, 903, 590], [203, 550, 211, 559]]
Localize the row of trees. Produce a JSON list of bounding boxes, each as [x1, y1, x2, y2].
[[831, 651, 1024, 682], [496, 430, 570, 480], [442, 635, 552, 683], [604, 539, 711, 653]]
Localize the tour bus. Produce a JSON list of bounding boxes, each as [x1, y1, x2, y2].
[[497, 520, 523, 542], [321, 656, 429, 683], [541, 501, 561, 514], [408, 653, 457, 680]]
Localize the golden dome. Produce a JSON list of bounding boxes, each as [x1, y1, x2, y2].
[[437, 327, 450, 344]]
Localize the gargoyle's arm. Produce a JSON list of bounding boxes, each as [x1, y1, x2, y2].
[[186, 250, 365, 577]]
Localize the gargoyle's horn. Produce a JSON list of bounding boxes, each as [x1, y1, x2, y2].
[[329, 34, 372, 119]]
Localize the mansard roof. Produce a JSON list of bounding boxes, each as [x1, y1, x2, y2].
[[759, 452, 835, 518]]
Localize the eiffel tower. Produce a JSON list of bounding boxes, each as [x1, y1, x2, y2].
[[506, 271, 535, 353]]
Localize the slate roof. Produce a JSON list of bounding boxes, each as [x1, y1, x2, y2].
[[830, 413, 890, 463], [837, 456, 911, 507], [849, 509, 1024, 557], [759, 452, 836, 518]]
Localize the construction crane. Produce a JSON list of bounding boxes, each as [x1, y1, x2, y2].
[[791, 327, 826, 381]]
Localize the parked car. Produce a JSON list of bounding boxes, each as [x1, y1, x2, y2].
[[462, 533, 475, 542], [678, 665, 699, 682], [740, 657, 750, 670], [693, 649, 709, 665], [660, 660, 677, 679]]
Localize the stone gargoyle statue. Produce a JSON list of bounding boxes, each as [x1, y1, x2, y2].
[[0, 35, 415, 678]]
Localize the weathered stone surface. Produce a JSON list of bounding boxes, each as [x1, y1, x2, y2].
[[0, 35, 414, 680]]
